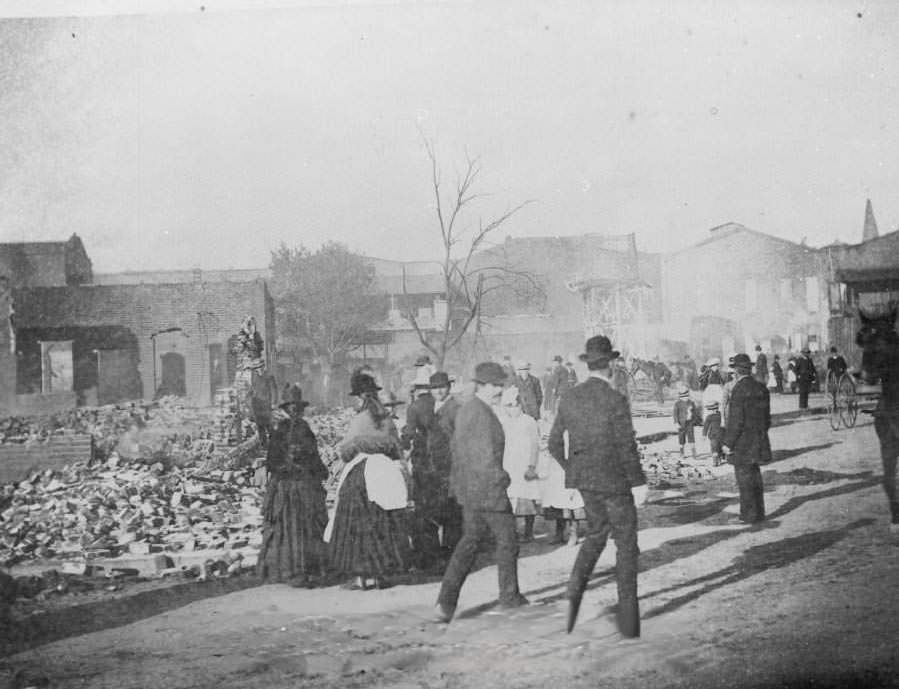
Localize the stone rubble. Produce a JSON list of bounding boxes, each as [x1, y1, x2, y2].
[[1, 399, 717, 605]]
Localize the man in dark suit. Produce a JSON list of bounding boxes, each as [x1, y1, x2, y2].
[[401, 379, 438, 569], [826, 346, 848, 379], [434, 362, 527, 623], [754, 345, 768, 387], [795, 347, 817, 410], [549, 336, 648, 637], [428, 371, 463, 557], [722, 352, 771, 524], [514, 360, 543, 420]]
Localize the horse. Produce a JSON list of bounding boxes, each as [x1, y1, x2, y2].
[[629, 358, 672, 404], [856, 305, 899, 533]]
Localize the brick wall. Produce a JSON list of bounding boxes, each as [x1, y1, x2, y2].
[[13, 280, 274, 406]]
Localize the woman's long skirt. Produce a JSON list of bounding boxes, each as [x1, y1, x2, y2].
[[328, 460, 411, 577], [257, 478, 328, 582]]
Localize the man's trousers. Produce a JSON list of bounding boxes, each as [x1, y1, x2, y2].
[[568, 490, 640, 638], [437, 508, 521, 608]]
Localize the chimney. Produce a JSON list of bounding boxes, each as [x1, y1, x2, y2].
[[863, 198, 879, 242]]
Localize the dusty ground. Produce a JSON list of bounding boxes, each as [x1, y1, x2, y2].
[[3, 404, 898, 689]]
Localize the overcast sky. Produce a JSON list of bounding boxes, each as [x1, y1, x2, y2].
[[0, 0, 897, 272]]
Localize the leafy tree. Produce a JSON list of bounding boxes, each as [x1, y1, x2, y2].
[[402, 138, 542, 369], [270, 242, 388, 400]]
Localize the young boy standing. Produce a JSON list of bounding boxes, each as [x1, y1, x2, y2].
[[702, 402, 724, 466], [673, 388, 698, 458]]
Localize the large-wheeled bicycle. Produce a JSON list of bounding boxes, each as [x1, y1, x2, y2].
[[826, 370, 858, 430]]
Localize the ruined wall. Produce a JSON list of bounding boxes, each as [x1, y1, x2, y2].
[[13, 280, 273, 407], [0, 279, 14, 414]]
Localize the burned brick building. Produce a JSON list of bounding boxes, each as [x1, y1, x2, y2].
[[1, 237, 274, 413]]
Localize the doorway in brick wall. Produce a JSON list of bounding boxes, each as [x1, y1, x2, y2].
[[158, 352, 186, 397], [209, 343, 225, 400]]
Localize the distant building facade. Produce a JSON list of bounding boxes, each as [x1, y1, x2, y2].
[[1, 238, 274, 413], [660, 223, 829, 363]]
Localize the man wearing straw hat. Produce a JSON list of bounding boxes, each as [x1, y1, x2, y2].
[[548, 335, 648, 637]]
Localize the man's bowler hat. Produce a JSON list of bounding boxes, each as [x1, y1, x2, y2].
[[732, 353, 753, 370], [429, 371, 454, 389], [473, 361, 507, 385], [578, 335, 620, 363]]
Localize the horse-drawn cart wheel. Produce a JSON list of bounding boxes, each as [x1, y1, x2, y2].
[[828, 389, 841, 431], [837, 373, 858, 428]]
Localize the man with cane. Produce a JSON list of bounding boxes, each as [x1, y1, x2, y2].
[[548, 335, 648, 638]]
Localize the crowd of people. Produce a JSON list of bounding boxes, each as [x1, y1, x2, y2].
[[253, 335, 813, 639]]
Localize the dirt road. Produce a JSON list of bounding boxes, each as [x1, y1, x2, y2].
[[3, 411, 898, 689]]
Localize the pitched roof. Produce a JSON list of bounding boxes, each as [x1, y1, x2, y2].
[[827, 228, 899, 283], [669, 222, 812, 256]]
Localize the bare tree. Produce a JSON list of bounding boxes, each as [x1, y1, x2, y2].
[[401, 138, 542, 369]]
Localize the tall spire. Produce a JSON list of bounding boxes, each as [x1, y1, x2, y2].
[[863, 198, 879, 242]]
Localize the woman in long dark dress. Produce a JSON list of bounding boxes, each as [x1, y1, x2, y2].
[[257, 385, 329, 587], [326, 372, 411, 590]]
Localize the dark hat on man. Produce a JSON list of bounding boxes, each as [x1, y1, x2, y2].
[[830, 346, 838, 353], [732, 353, 753, 370], [414, 354, 432, 367], [578, 335, 620, 363], [755, 344, 762, 351], [473, 361, 507, 386], [801, 346, 811, 354], [349, 372, 381, 396], [429, 371, 454, 389], [553, 354, 563, 363], [279, 384, 309, 409]]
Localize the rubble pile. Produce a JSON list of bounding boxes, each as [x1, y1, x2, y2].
[[307, 408, 355, 472], [0, 405, 359, 568], [0, 397, 228, 465], [641, 448, 719, 485], [0, 458, 263, 568]]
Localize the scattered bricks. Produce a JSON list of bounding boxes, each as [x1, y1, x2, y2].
[[90, 554, 174, 578], [2, 406, 356, 578]]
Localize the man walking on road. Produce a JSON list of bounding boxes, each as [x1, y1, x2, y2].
[[514, 361, 543, 420], [754, 345, 768, 387], [434, 362, 528, 623], [548, 336, 648, 637], [721, 353, 771, 524]]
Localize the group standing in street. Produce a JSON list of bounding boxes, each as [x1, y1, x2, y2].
[[251, 334, 875, 639]]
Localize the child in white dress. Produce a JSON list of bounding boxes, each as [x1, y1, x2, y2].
[[500, 387, 542, 542]]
